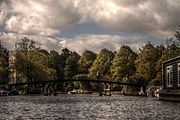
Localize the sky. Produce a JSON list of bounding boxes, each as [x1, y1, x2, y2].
[[0, 0, 180, 54]]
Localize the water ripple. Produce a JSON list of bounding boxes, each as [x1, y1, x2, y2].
[[0, 95, 179, 120]]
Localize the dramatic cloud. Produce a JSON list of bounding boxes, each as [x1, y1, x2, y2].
[[2, 0, 81, 36], [1, 0, 180, 37], [79, 0, 180, 38], [0, 0, 180, 54], [0, 32, 62, 51], [60, 34, 147, 54], [0, 32, 147, 54], [0, 11, 5, 25], [0, 1, 9, 26]]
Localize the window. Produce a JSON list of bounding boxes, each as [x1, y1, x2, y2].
[[166, 65, 173, 87], [178, 63, 180, 87]]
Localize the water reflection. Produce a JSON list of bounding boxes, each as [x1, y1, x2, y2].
[[0, 95, 179, 119]]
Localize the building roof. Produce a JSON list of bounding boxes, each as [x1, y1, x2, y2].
[[163, 56, 180, 64]]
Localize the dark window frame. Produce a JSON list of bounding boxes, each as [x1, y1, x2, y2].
[[167, 65, 173, 87]]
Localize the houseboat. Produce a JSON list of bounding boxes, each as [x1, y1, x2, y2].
[[158, 56, 180, 101]]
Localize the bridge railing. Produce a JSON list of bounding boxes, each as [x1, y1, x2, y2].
[[6, 78, 148, 87]]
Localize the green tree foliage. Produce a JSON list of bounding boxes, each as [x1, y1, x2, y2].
[[111, 46, 137, 81], [89, 48, 114, 79], [62, 51, 80, 91], [135, 43, 160, 83], [152, 45, 166, 84], [59, 48, 72, 78], [14, 37, 35, 82], [0, 58, 9, 83], [15, 37, 35, 53], [48, 50, 63, 79], [153, 26, 180, 85], [153, 38, 180, 84], [64, 51, 80, 79], [14, 37, 56, 83], [78, 50, 96, 74], [60, 48, 72, 64], [27, 49, 56, 81]]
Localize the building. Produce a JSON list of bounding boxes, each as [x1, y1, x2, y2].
[[158, 56, 180, 101]]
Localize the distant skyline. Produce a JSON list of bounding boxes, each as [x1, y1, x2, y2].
[[0, 0, 180, 54]]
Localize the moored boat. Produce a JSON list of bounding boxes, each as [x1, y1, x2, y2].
[[68, 90, 92, 94], [0, 90, 10, 96], [158, 90, 180, 101]]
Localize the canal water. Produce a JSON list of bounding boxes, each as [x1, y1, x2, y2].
[[0, 95, 179, 120]]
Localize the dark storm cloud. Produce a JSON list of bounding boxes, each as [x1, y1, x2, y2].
[[2, 0, 180, 38], [92, 0, 180, 38]]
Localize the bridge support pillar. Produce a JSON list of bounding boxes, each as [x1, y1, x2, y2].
[[101, 83, 112, 96], [48, 88, 51, 96], [140, 86, 147, 95], [99, 89, 103, 96], [53, 84, 57, 96], [24, 85, 27, 95], [99, 82, 103, 96], [104, 83, 108, 96], [109, 83, 112, 96], [44, 84, 48, 96], [104, 83, 112, 96]]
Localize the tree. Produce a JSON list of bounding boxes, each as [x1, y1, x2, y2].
[[135, 43, 159, 83], [15, 37, 35, 53], [48, 50, 63, 80], [14, 37, 35, 83], [27, 49, 56, 82], [0, 58, 9, 83], [153, 41, 180, 84], [59, 48, 72, 78], [152, 45, 165, 84], [153, 26, 180, 85], [14, 37, 56, 83], [64, 51, 80, 79], [111, 46, 137, 81], [89, 48, 114, 79], [78, 50, 96, 74], [60, 48, 72, 63]]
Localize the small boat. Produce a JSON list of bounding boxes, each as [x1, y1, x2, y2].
[[68, 90, 92, 94], [0, 90, 10, 96]]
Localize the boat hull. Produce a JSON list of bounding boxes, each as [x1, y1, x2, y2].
[[158, 91, 180, 102]]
